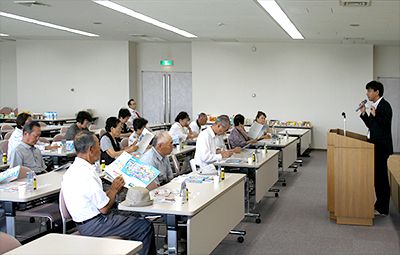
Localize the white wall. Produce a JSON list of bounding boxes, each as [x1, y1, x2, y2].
[[374, 45, 400, 79], [135, 42, 191, 110], [16, 40, 130, 126], [192, 42, 374, 149], [0, 41, 18, 108]]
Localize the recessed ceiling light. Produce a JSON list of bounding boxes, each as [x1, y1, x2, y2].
[[93, 0, 197, 38], [0, 11, 99, 37], [257, 0, 304, 40], [0, 33, 9, 36], [93, 21, 102, 25], [349, 23, 360, 27]]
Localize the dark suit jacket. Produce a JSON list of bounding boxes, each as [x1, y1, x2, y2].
[[360, 97, 393, 155]]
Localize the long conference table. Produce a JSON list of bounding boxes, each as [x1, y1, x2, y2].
[[3, 233, 143, 255], [216, 149, 280, 223], [0, 169, 66, 236], [119, 173, 246, 255]]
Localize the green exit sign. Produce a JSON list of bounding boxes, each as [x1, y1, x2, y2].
[[160, 60, 174, 66]]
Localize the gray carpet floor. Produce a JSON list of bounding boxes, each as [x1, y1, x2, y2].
[[211, 150, 400, 255]]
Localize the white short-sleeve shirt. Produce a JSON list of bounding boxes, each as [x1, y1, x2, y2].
[[194, 126, 223, 167], [169, 122, 189, 141], [61, 157, 110, 222], [189, 120, 201, 135]]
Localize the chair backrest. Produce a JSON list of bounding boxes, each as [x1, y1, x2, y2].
[[0, 232, 21, 254], [120, 138, 129, 149], [99, 129, 106, 137], [53, 134, 65, 142], [0, 107, 13, 115], [60, 126, 69, 135], [59, 189, 72, 234], [38, 122, 47, 128], [171, 155, 180, 174], [0, 140, 8, 155], [1, 125, 14, 132], [38, 137, 50, 144], [4, 131, 13, 140]]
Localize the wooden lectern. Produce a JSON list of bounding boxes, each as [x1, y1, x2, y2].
[[327, 129, 375, 226]]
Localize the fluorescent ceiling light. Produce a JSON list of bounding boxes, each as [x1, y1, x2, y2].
[[0, 33, 9, 36], [0, 11, 99, 37], [257, 0, 304, 40], [93, 0, 197, 38]]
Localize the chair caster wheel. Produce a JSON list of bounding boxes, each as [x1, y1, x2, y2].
[[237, 236, 244, 243], [29, 217, 35, 223], [282, 183, 287, 187], [255, 218, 261, 224], [275, 193, 279, 198], [294, 169, 298, 172]]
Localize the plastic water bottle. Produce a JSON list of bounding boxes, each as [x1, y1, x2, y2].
[[220, 167, 225, 181], [95, 160, 102, 175], [26, 172, 34, 192], [180, 180, 188, 203]]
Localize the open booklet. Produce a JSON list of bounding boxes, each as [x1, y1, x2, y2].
[[0, 166, 20, 184], [136, 128, 154, 154], [248, 122, 268, 139], [104, 152, 160, 188]]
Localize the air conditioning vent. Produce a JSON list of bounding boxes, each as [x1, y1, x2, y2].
[[129, 34, 165, 42], [14, 1, 50, 7], [211, 38, 239, 43], [340, 0, 371, 7]]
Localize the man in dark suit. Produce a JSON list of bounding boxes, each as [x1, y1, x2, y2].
[[360, 81, 393, 216]]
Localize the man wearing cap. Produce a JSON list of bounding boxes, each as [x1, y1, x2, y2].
[[62, 131, 156, 255]]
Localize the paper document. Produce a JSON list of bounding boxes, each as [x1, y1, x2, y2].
[[136, 128, 154, 154], [0, 166, 20, 183], [248, 122, 268, 139], [104, 152, 160, 188]]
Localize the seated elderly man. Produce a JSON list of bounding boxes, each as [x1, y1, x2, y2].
[[140, 131, 174, 186], [62, 131, 156, 255], [194, 115, 241, 167], [9, 121, 47, 174], [189, 112, 208, 136]]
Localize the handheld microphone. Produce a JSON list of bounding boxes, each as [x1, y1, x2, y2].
[[342, 112, 347, 136], [355, 99, 368, 112]]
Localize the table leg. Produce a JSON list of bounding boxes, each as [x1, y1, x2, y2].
[[4, 201, 16, 236], [244, 176, 261, 223], [166, 214, 178, 255]]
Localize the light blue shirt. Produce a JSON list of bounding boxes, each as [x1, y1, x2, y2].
[[9, 142, 46, 174], [140, 147, 174, 185]]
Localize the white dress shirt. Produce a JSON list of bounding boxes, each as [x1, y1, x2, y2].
[[367, 96, 384, 139], [371, 96, 383, 109], [7, 128, 23, 159], [169, 122, 189, 141], [128, 108, 141, 128], [189, 120, 201, 135], [194, 126, 223, 167], [61, 157, 109, 222]]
